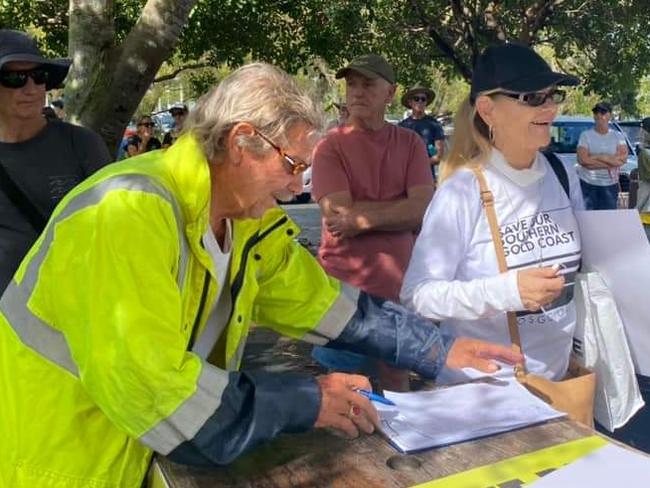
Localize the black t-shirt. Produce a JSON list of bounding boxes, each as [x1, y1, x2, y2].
[[162, 130, 180, 147], [126, 135, 162, 154], [398, 115, 445, 152], [0, 120, 112, 291]]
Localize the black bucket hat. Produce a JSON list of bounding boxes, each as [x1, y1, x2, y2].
[[470, 42, 579, 103], [401, 85, 435, 108], [0, 29, 71, 90]]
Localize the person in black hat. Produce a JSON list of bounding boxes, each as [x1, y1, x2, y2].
[[398, 85, 445, 179], [311, 53, 434, 391], [0, 29, 112, 292], [162, 102, 188, 148], [575, 101, 628, 210], [402, 42, 585, 387]]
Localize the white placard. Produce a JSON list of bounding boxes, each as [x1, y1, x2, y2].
[[575, 209, 650, 376]]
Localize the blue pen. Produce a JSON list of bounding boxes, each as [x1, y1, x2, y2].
[[355, 388, 396, 406]]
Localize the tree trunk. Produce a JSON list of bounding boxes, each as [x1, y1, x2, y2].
[[66, 0, 198, 155]]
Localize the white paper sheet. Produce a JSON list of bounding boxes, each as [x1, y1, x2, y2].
[[531, 443, 650, 487], [575, 210, 650, 375], [376, 378, 565, 453]]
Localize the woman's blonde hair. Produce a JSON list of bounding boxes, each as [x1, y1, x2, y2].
[[439, 92, 498, 183], [184, 62, 325, 162]]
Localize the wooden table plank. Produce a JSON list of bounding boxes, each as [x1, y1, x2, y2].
[[155, 418, 594, 488]]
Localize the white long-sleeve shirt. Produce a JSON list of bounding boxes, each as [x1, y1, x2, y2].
[[401, 148, 584, 383]]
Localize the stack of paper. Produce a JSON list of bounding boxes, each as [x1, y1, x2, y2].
[[377, 378, 565, 453], [531, 443, 650, 486]]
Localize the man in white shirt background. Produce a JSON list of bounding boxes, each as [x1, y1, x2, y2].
[[576, 102, 628, 210]]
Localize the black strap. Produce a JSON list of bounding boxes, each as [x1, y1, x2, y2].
[[0, 162, 47, 232], [542, 150, 570, 199]]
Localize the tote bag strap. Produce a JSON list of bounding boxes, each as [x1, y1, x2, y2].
[[471, 166, 526, 374]]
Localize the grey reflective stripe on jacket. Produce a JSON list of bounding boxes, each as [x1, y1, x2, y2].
[[139, 362, 230, 454], [0, 174, 190, 378], [301, 283, 359, 345]]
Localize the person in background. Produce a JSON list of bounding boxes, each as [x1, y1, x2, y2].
[[576, 102, 628, 210], [162, 102, 188, 148], [0, 61, 522, 487], [41, 106, 58, 121], [402, 42, 583, 385], [399, 85, 445, 181], [311, 54, 434, 391], [0, 29, 111, 293], [126, 114, 162, 157], [635, 117, 650, 241], [334, 100, 350, 126], [51, 98, 65, 119]]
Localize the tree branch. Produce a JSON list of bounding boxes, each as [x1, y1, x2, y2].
[[408, 0, 473, 80], [153, 62, 211, 83]]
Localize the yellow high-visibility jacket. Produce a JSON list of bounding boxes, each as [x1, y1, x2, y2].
[[0, 134, 358, 488]]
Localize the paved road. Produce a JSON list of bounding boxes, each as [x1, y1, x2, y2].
[[281, 203, 321, 249]]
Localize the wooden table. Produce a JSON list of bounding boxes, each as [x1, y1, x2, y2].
[[152, 417, 595, 487]]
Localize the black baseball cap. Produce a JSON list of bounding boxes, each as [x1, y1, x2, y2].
[[470, 43, 579, 103], [0, 29, 71, 90], [335, 53, 395, 84], [592, 102, 613, 114]]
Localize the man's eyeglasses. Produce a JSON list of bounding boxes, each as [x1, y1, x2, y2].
[[0, 68, 49, 89], [496, 88, 566, 107], [138, 122, 155, 128], [411, 96, 428, 103], [255, 130, 311, 176]]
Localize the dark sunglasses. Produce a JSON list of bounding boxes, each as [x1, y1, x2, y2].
[[411, 96, 428, 103], [170, 111, 185, 117], [0, 68, 49, 89], [138, 122, 155, 128], [496, 88, 566, 107], [255, 130, 310, 176]]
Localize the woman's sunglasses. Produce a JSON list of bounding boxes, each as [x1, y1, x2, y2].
[[496, 88, 566, 107], [411, 96, 428, 103], [0, 68, 49, 89], [138, 122, 155, 128]]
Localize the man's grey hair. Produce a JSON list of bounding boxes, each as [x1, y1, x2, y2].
[[184, 62, 325, 162]]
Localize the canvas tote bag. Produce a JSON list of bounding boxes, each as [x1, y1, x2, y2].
[[472, 167, 596, 426]]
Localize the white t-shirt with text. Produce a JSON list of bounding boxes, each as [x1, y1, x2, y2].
[[577, 128, 626, 186], [401, 149, 584, 384]]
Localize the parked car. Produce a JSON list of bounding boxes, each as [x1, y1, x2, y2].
[[548, 115, 637, 192], [618, 120, 642, 148], [294, 166, 312, 203]]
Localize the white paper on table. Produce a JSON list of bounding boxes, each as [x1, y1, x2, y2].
[[376, 378, 565, 454], [575, 209, 650, 376], [530, 443, 650, 487]]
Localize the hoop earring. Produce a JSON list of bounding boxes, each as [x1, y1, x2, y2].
[[489, 125, 495, 144]]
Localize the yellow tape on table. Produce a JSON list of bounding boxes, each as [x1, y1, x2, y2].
[[412, 435, 608, 488]]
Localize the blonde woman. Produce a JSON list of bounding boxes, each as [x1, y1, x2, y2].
[[401, 43, 584, 384]]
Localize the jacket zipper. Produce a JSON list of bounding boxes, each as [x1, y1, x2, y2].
[[187, 269, 211, 350], [227, 216, 289, 323]]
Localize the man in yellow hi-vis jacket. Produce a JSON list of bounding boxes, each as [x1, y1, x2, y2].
[[0, 63, 522, 488]]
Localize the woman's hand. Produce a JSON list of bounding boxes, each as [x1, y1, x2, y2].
[[314, 373, 379, 438], [445, 337, 524, 372], [517, 267, 565, 312]]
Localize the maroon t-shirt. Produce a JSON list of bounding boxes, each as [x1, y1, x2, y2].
[[312, 123, 433, 301]]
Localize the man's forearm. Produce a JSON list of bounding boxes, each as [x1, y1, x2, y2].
[[326, 292, 453, 379], [351, 197, 430, 233]]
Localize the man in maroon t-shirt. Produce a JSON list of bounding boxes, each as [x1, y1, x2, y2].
[[311, 54, 434, 390]]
